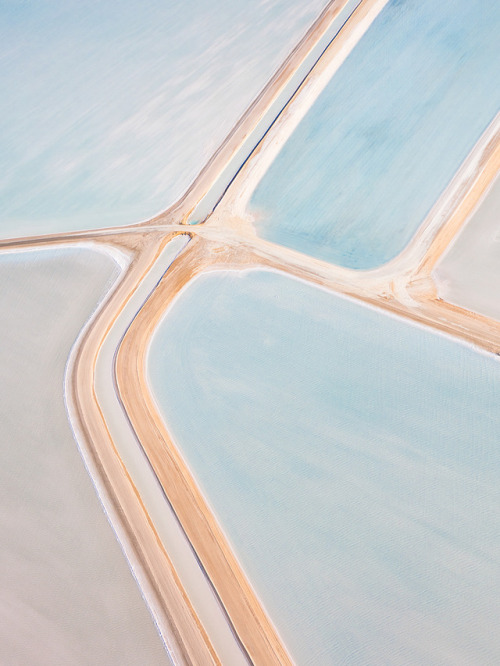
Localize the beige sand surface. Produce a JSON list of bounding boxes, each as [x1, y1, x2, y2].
[[116, 237, 295, 665], [89, 235, 248, 666], [67, 232, 221, 666]]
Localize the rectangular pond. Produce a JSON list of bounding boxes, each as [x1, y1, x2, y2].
[[434, 174, 500, 322], [148, 268, 500, 665], [0, 247, 169, 665], [248, 0, 500, 269]]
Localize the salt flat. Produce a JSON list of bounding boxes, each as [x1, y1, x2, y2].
[[0, 247, 169, 665], [148, 268, 500, 665], [0, 0, 328, 238], [434, 174, 500, 322]]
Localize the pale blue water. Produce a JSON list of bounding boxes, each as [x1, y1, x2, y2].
[[149, 269, 500, 665], [250, 0, 500, 269], [0, 0, 327, 238]]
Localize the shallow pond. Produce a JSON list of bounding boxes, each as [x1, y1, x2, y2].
[[149, 268, 500, 664], [250, 0, 500, 269]]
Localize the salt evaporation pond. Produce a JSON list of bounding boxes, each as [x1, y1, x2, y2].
[[1, 0, 328, 238], [434, 174, 500, 322], [249, 0, 500, 269], [0, 247, 168, 665], [148, 269, 500, 665]]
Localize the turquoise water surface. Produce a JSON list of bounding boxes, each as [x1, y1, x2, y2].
[[148, 269, 500, 665], [250, 0, 500, 269]]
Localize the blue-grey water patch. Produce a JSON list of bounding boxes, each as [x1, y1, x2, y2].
[[250, 0, 500, 269], [148, 269, 500, 665]]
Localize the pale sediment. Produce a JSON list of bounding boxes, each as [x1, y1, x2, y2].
[[433, 172, 500, 322]]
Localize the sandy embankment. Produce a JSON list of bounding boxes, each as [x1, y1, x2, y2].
[[91, 234, 249, 666], [399, 115, 500, 349], [0, 244, 170, 665], [115, 237, 294, 666], [413, 116, 500, 280], [66, 231, 222, 665], [193, 111, 500, 355]]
